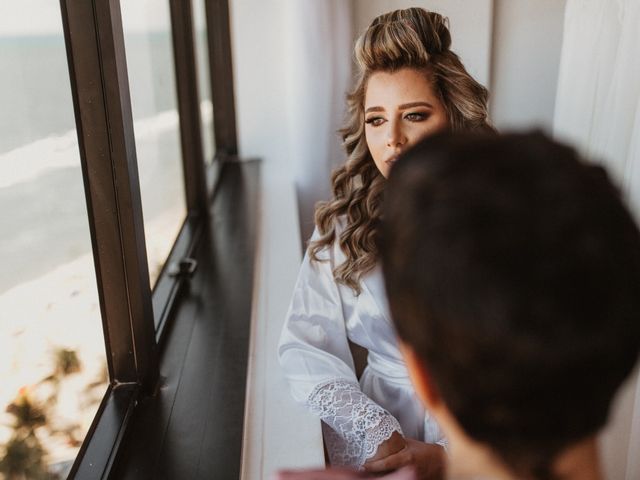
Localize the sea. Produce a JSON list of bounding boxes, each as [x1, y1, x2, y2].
[[0, 31, 213, 296]]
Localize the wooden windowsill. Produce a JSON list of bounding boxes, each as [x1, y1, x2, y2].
[[109, 160, 260, 479], [241, 169, 325, 479]]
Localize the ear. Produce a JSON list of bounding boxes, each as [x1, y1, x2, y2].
[[399, 341, 442, 410]]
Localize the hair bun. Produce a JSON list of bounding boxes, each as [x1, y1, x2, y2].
[[371, 8, 451, 56]]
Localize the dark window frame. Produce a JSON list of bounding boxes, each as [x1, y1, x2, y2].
[[57, 0, 239, 477]]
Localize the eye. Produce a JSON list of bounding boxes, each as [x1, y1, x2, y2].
[[365, 116, 385, 127], [405, 112, 428, 122]]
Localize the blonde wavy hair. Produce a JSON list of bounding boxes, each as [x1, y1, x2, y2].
[[310, 7, 494, 294]]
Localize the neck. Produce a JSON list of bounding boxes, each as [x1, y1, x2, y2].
[[554, 436, 602, 480], [447, 435, 603, 480]]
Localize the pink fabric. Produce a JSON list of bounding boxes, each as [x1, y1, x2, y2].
[[273, 466, 417, 480]]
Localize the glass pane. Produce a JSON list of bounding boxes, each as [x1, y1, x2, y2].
[[0, 5, 107, 478], [193, 0, 215, 165], [121, 1, 187, 288]]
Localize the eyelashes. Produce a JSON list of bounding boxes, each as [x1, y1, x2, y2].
[[365, 116, 385, 127], [365, 112, 429, 127], [405, 112, 427, 121]]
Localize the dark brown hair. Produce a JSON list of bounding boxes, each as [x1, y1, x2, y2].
[[381, 132, 640, 479]]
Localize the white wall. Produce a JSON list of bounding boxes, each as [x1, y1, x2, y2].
[[490, 0, 567, 131], [230, 0, 353, 242], [286, 1, 353, 242], [229, 0, 291, 175], [353, 0, 493, 89]]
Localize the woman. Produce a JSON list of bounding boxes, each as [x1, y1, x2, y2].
[[278, 7, 493, 476]]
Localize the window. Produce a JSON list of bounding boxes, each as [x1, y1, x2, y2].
[[121, 0, 187, 288], [193, 0, 216, 166], [0, 0, 246, 477], [0, 7, 106, 477]]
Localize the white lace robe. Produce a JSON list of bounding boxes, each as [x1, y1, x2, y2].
[[278, 230, 446, 467]]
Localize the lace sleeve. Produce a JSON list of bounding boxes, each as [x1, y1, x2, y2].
[[308, 379, 403, 467]]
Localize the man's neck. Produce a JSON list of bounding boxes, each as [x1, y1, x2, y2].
[[554, 436, 602, 480], [447, 435, 603, 480]]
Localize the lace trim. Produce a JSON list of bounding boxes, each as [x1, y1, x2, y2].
[[307, 379, 403, 467], [436, 437, 449, 453], [362, 414, 402, 460]]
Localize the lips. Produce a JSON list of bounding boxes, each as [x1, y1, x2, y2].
[[385, 155, 399, 166]]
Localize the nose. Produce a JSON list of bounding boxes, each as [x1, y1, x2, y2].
[[386, 119, 407, 149]]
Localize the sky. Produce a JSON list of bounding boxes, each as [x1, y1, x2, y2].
[[0, 0, 171, 37]]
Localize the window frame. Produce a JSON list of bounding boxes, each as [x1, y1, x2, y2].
[[57, 0, 238, 477]]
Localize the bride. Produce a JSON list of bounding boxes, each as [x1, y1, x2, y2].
[[278, 7, 494, 476]]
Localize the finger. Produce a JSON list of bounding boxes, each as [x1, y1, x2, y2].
[[363, 448, 411, 472], [383, 466, 418, 480]]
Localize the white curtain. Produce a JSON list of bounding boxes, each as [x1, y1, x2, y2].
[[554, 3, 640, 479], [285, 0, 353, 243], [554, 0, 640, 215]]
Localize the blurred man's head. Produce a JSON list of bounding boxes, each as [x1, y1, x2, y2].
[[380, 132, 640, 480]]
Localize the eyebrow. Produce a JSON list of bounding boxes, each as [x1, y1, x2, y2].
[[364, 101, 434, 114]]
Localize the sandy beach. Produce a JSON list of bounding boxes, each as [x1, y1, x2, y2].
[[0, 202, 185, 469]]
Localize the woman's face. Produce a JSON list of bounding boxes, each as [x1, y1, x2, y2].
[[364, 68, 448, 178]]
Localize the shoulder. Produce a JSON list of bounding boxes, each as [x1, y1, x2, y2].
[[308, 216, 348, 261]]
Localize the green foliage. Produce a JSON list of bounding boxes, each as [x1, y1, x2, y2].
[[53, 348, 81, 377], [6, 391, 46, 432], [1, 348, 97, 478], [0, 433, 59, 480]]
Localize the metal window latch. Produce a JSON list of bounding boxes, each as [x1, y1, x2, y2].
[[168, 257, 198, 279]]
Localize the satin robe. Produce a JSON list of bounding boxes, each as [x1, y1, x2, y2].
[[278, 229, 446, 467]]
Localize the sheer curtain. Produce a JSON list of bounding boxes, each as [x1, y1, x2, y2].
[[553, 2, 640, 479], [285, 0, 353, 243], [554, 0, 640, 214]]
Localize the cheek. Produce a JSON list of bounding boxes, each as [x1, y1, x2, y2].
[[432, 109, 450, 130], [365, 128, 383, 157], [433, 113, 449, 132], [411, 115, 448, 141], [406, 125, 433, 144]]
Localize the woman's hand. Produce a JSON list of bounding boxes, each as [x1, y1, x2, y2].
[[363, 439, 446, 480], [366, 431, 406, 463]]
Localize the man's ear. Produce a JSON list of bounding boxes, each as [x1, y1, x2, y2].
[[399, 342, 442, 410]]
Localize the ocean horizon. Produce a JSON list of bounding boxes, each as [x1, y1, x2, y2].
[[0, 31, 212, 296]]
